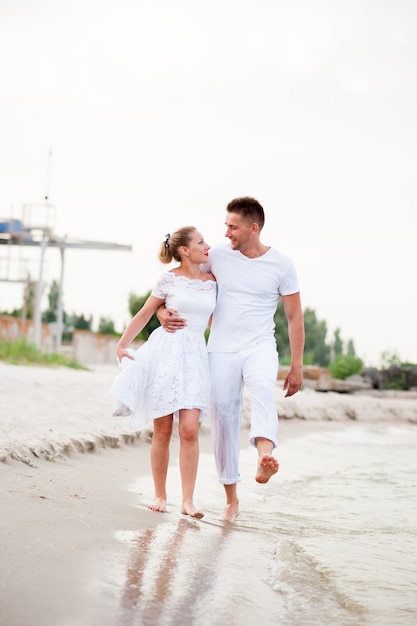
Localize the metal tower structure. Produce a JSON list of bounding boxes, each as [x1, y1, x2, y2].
[[0, 203, 132, 352]]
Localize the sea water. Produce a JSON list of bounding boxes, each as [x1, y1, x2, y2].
[[251, 422, 417, 625], [102, 421, 417, 626]]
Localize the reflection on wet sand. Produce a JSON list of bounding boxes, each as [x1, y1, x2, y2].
[[119, 518, 232, 625]]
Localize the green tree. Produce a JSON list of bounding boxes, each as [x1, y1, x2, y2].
[[346, 339, 356, 355], [332, 328, 343, 357], [128, 291, 160, 340], [380, 350, 401, 369], [303, 307, 331, 366], [275, 304, 331, 366], [23, 280, 36, 320], [273, 302, 290, 362], [66, 313, 92, 331], [42, 279, 60, 323], [98, 316, 116, 335]]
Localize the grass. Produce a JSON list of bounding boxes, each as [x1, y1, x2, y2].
[[0, 338, 88, 370]]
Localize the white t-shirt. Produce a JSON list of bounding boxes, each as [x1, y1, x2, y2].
[[203, 243, 300, 353]]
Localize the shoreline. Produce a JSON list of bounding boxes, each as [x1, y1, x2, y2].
[[1, 361, 416, 625], [0, 419, 350, 626], [1, 362, 416, 467]]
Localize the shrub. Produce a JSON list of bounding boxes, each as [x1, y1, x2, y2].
[[329, 353, 364, 380], [0, 338, 86, 369]]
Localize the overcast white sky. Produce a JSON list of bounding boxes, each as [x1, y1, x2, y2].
[[1, 0, 416, 366]]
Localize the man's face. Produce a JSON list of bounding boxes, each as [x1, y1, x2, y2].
[[225, 212, 253, 251]]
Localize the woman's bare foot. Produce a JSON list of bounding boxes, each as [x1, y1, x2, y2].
[[181, 503, 204, 519], [147, 497, 167, 512], [222, 500, 240, 523], [255, 454, 279, 483]]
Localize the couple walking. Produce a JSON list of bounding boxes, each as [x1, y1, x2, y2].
[[110, 196, 304, 523]]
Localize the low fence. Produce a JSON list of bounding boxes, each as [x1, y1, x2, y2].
[[0, 315, 54, 353], [0, 316, 142, 366]]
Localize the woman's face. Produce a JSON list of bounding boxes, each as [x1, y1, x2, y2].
[[185, 230, 210, 263]]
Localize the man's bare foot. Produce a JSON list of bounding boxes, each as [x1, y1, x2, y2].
[[147, 497, 167, 512], [255, 454, 279, 483], [222, 501, 240, 523], [181, 503, 204, 519]]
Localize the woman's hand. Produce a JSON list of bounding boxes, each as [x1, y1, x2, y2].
[[116, 346, 134, 363]]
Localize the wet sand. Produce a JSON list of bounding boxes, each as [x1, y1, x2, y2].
[[1, 420, 322, 626], [1, 362, 416, 625], [1, 443, 153, 626]]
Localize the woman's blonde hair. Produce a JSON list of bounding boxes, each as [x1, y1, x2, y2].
[[158, 226, 196, 264]]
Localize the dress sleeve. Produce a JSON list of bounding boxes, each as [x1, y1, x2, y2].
[[151, 272, 174, 299]]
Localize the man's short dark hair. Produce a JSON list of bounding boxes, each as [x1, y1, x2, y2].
[[226, 196, 265, 230]]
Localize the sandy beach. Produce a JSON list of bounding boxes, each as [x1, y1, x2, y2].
[[1, 362, 416, 626]]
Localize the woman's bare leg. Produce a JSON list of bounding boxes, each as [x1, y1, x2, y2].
[[148, 414, 173, 512], [178, 409, 204, 519]]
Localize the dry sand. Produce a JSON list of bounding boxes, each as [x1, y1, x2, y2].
[[1, 362, 416, 626]]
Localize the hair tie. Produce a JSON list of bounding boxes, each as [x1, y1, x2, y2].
[[164, 233, 170, 248]]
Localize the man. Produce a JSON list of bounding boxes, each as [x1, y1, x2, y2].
[[158, 197, 304, 521]]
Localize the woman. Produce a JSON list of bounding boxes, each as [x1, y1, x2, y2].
[[110, 226, 216, 519]]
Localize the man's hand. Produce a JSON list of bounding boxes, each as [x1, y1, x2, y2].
[[157, 306, 187, 333], [283, 365, 303, 397]]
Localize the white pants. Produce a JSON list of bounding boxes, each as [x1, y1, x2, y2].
[[208, 342, 279, 485]]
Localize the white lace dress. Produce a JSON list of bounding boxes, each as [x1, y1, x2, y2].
[[110, 272, 217, 430]]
